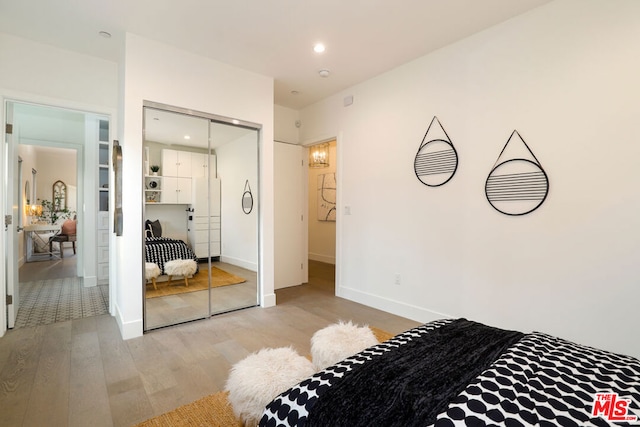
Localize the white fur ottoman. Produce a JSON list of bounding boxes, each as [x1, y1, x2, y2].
[[225, 347, 315, 426], [164, 259, 197, 287], [311, 320, 379, 371], [144, 262, 161, 290]]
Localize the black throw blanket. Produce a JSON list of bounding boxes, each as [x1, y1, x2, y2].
[[305, 319, 523, 427]]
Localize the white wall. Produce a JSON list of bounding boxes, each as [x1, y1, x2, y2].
[[34, 149, 77, 206], [0, 33, 118, 336], [145, 204, 188, 241], [0, 33, 118, 108], [118, 33, 274, 338], [216, 133, 260, 271], [308, 141, 337, 264], [17, 145, 37, 266], [299, 0, 640, 358], [274, 105, 299, 144]]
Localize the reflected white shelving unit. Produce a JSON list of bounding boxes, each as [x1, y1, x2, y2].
[[188, 177, 221, 258], [97, 119, 109, 285], [145, 175, 162, 203]]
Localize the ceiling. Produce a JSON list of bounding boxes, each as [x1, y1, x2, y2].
[[144, 107, 256, 149], [0, 0, 551, 109]]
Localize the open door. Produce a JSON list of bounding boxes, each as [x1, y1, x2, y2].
[[4, 100, 19, 328], [274, 141, 307, 289]]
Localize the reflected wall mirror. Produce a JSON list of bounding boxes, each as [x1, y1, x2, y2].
[[24, 180, 30, 205], [53, 180, 66, 210], [142, 101, 261, 331]]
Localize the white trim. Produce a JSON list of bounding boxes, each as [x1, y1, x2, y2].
[[220, 255, 258, 273], [1, 97, 7, 337], [261, 292, 276, 308], [308, 252, 335, 265], [335, 131, 343, 299], [83, 275, 98, 287], [115, 302, 143, 340], [0, 88, 117, 340], [337, 285, 453, 325]]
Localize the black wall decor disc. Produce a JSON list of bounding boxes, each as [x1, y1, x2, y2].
[[242, 180, 253, 214], [485, 130, 549, 216], [414, 116, 458, 187]]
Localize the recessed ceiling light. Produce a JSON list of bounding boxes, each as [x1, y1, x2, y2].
[[291, 90, 299, 95], [313, 43, 325, 53], [99, 31, 112, 38], [184, 135, 191, 140], [318, 69, 330, 78], [232, 119, 240, 125]]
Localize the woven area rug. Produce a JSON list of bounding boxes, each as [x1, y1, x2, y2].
[[134, 327, 394, 426], [145, 267, 246, 298], [134, 391, 242, 427]]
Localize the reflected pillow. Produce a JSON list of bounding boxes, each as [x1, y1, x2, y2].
[[61, 219, 76, 235], [145, 219, 162, 237]]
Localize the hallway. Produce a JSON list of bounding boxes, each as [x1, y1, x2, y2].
[[15, 251, 109, 329]]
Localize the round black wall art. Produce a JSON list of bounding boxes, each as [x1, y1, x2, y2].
[[242, 180, 254, 215], [485, 130, 549, 216], [414, 116, 458, 187]]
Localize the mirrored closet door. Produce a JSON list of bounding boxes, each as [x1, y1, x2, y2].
[[143, 102, 260, 331]]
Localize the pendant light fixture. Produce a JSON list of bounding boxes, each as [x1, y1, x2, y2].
[[309, 142, 330, 168]]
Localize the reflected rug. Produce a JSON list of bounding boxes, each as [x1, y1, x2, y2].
[[145, 267, 246, 299], [133, 327, 394, 427]]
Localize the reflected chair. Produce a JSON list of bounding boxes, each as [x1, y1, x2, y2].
[[50, 219, 77, 258]]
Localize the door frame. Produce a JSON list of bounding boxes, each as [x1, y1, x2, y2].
[[301, 133, 341, 295], [1, 91, 117, 337]]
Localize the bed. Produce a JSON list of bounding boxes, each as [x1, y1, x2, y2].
[[144, 237, 198, 275], [260, 319, 640, 426]]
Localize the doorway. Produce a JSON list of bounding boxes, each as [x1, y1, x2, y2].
[[273, 139, 336, 292], [307, 140, 337, 291], [4, 101, 109, 329]]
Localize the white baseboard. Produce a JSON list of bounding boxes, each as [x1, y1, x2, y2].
[[309, 252, 335, 264], [115, 303, 143, 340], [220, 255, 257, 272], [337, 285, 453, 324], [83, 275, 97, 287], [275, 282, 302, 290], [261, 292, 276, 308]]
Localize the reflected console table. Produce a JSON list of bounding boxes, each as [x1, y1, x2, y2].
[[24, 224, 61, 262]]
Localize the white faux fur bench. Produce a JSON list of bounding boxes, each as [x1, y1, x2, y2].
[[311, 320, 378, 371], [164, 259, 197, 287], [225, 347, 315, 426], [145, 262, 161, 290]]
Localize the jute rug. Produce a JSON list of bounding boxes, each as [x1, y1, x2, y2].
[[134, 327, 394, 427], [145, 267, 246, 299]]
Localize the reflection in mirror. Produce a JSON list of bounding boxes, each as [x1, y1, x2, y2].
[[32, 168, 37, 204], [53, 180, 66, 210], [209, 121, 259, 316], [25, 180, 30, 205], [143, 103, 260, 331]]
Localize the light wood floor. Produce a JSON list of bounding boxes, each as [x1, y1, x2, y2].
[[18, 247, 79, 282], [0, 260, 420, 427], [144, 261, 258, 330]]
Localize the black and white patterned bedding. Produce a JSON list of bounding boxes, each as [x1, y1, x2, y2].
[[260, 319, 640, 427], [144, 237, 198, 275]]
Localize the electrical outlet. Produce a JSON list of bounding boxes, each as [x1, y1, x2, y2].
[[394, 273, 401, 286]]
